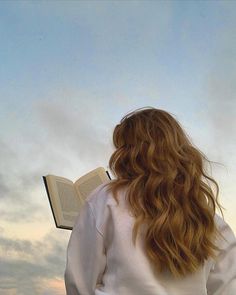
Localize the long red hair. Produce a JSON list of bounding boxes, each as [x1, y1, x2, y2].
[[103, 106, 226, 278]]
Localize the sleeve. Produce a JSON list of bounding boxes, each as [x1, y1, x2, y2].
[[206, 220, 236, 295], [64, 200, 106, 295]]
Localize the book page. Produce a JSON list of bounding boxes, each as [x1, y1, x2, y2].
[[55, 181, 81, 222], [74, 167, 110, 202], [47, 175, 82, 226]]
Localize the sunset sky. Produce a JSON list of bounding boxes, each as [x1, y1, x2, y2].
[[0, 1, 236, 294]]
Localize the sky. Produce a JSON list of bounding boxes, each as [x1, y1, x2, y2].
[[0, 1, 236, 294]]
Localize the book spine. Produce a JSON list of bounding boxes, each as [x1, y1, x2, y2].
[[43, 176, 72, 230], [106, 170, 112, 180], [42, 176, 59, 228]]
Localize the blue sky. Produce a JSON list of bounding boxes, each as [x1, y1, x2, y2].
[[0, 1, 236, 294]]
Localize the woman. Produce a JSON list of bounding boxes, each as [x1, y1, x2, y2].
[[64, 107, 236, 295]]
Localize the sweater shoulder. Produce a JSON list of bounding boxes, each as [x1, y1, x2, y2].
[[85, 181, 118, 235], [86, 180, 117, 208], [214, 212, 236, 251]]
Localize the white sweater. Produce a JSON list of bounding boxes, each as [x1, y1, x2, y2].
[[64, 181, 236, 295]]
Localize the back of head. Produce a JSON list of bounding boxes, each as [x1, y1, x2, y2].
[[104, 106, 226, 279]]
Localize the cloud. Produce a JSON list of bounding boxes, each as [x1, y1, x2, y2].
[[0, 229, 69, 295], [33, 92, 114, 167], [0, 87, 115, 223], [0, 143, 48, 223], [201, 22, 236, 164], [204, 57, 236, 142], [0, 173, 10, 197], [0, 137, 48, 224], [0, 90, 115, 292]]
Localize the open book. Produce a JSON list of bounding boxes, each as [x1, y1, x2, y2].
[[42, 167, 111, 230]]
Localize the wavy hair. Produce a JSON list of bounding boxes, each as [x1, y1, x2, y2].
[[103, 106, 226, 279]]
